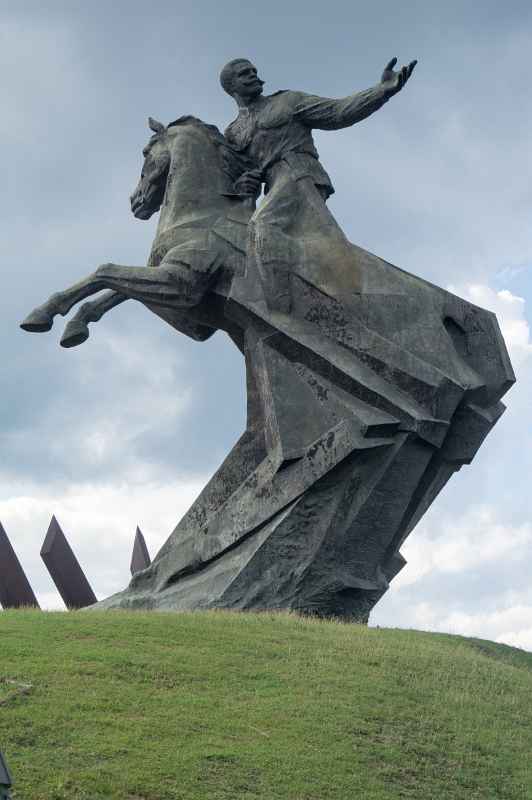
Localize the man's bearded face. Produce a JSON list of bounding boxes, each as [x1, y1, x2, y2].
[[231, 61, 264, 100]]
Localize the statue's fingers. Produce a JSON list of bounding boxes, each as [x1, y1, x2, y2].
[[408, 59, 418, 76], [384, 56, 397, 72]]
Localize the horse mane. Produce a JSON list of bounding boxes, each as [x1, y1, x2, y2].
[[167, 115, 225, 144], [167, 115, 253, 183]]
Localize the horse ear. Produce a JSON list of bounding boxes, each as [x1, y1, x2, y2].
[[148, 117, 165, 134]]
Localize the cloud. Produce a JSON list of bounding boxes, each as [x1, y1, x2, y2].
[[407, 601, 532, 652], [1, 324, 195, 484], [372, 499, 532, 650], [392, 506, 532, 590]]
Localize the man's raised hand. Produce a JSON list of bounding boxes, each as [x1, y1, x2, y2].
[[380, 57, 417, 96]]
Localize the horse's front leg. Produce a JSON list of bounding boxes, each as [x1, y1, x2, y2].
[[22, 256, 219, 333], [60, 290, 127, 348], [20, 264, 116, 333], [21, 262, 177, 333]]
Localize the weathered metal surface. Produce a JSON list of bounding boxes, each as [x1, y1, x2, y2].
[[0, 522, 39, 609], [20, 59, 515, 621], [130, 527, 151, 575], [40, 516, 97, 609]]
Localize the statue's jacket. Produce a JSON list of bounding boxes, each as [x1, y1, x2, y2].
[[224, 84, 391, 198]]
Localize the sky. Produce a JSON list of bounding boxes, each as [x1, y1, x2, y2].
[[1, 0, 531, 648]]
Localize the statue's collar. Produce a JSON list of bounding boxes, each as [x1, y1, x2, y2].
[[238, 95, 266, 114]]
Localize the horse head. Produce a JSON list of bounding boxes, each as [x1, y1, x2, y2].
[[130, 115, 252, 226], [130, 117, 170, 220]]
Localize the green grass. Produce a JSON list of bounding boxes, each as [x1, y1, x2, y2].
[[1, 610, 531, 799]]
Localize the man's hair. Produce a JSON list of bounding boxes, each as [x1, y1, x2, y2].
[[219, 58, 253, 96]]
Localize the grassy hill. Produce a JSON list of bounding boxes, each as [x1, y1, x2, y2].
[[0, 609, 531, 800]]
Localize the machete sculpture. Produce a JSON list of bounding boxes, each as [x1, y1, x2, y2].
[[21, 58, 515, 620]]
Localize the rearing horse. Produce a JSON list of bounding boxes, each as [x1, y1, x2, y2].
[[21, 116, 252, 346]]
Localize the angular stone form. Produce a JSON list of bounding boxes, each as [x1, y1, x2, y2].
[[0, 522, 39, 609], [130, 527, 151, 575], [40, 517, 97, 609], [96, 240, 515, 620], [22, 114, 513, 620]]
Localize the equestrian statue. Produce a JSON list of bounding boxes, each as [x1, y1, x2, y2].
[[21, 58, 514, 620]]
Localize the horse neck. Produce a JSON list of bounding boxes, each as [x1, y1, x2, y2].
[[156, 125, 233, 235]]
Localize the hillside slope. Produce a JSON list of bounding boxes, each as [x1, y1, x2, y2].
[[0, 609, 531, 799]]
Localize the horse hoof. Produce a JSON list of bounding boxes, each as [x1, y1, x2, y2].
[[20, 309, 54, 332], [60, 321, 90, 348]]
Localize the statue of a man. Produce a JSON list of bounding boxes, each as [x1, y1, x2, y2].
[[219, 57, 417, 312], [220, 57, 417, 201]]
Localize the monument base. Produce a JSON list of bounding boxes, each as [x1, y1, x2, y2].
[[94, 242, 513, 620]]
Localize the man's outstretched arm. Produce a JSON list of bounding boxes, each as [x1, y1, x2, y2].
[[294, 57, 417, 130]]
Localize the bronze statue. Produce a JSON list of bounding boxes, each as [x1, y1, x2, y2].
[[20, 61, 515, 620], [221, 56, 416, 202], [221, 57, 416, 312]]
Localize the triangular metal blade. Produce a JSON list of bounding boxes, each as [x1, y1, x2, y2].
[[130, 526, 151, 575], [0, 521, 39, 609], [40, 516, 97, 609]]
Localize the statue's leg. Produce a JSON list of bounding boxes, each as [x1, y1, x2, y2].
[[21, 255, 220, 333], [21, 265, 123, 333], [60, 290, 127, 348]]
